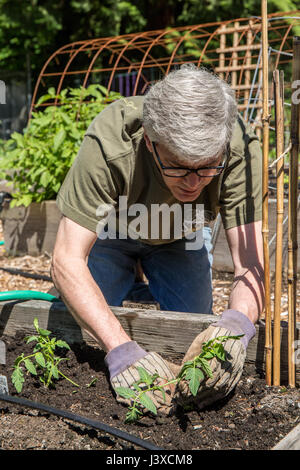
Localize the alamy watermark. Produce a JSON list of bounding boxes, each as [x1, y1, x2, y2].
[[292, 80, 300, 105], [0, 80, 6, 104], [96, 196, 204, 250]]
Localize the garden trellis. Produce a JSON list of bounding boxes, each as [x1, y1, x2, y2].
[[30, 10, 299, 133], [27, 10, 300, 387]]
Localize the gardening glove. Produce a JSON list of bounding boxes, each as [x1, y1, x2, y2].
[[176, 309, 256, 410], [104, 341, 177, 416]]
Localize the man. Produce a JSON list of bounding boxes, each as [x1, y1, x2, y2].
[[51, 64, 264, 414]]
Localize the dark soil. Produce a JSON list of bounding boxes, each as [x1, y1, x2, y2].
[[0, 331, 299, 451]]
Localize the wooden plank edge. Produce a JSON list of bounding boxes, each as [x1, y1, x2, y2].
[[0, 299, 299, 384], [272, 423, 300, 450]]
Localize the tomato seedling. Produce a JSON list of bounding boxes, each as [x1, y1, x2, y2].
[[115, 334, 243, 423], [12, 317, 79, 392]]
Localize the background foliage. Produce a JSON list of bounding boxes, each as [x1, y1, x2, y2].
[[0, 0, 298, 86], [0, 85, 122, 205]]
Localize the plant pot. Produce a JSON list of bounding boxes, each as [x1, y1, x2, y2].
[[0, 200, 62, 256]]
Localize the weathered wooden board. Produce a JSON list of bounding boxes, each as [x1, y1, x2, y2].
[[0, 200, 62, 256], [0, 299, 299, 384], [272, 423, 300, 450]]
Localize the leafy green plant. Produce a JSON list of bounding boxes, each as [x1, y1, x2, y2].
[[0, 84, 122, 207], [116, 366, 167, 424], [116, 334, 243, 423], [12, 317, 79, 393]]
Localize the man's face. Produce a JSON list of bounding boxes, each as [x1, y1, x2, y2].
[[144, 134, 223, 202]]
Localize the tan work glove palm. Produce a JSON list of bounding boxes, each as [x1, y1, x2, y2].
[[176, 310, 256, 410], [105, 342, 177, 416]]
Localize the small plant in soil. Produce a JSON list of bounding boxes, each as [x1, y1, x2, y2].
[[116, 334, 243, 423], [12, 318, 79, 392]]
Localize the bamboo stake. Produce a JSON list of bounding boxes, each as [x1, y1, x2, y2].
[[273, 69, 285, 386], [219, 24, 226, 80], [288, 37, 300, 388], [256, 68, 263, 141], [231, 22, 240, 89], [261, 0, 272, 386]]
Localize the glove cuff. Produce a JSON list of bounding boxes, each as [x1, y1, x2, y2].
[[212, 309, 256, 349], [104, 341, 147, 379]]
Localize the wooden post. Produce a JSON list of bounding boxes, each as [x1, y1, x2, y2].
[[261, 0, 272, 386], [231, 22, 240, 89], [219, 24, 226, 81], [288, 37, 300, 388], [273, 69, 285, 386]]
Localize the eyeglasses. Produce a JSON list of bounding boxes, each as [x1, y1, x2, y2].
[[152, 141, 225, 178]]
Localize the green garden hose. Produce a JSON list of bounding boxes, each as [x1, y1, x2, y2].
[[0, 290, 59, 302], [0, 238, 58, 301]]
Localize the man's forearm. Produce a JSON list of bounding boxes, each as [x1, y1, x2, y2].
[[51, 257, 131, 352], [228, 266, 265, 324]]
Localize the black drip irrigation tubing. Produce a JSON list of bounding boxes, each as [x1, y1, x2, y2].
[[0, 393, 163, 451]]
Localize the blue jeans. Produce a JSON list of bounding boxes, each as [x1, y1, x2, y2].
[[87, 227, 213, 314]]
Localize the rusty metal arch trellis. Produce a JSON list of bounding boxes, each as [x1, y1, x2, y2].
[[30, 10, 300, 135]]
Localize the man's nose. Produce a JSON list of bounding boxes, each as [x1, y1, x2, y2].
[[184, 171, 201, 188]]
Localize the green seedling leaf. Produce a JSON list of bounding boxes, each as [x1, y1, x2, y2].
[[24, 359, 37, 375], [115, 386, 136, 400], [139, 393, 157, 415], [38, 327, 52, 337], [197, 357, 213, 378], [125, 407, 143, 424], [50, 364, 59, 380], [212, 343, 226, 362], [25, 335, 39, 344], [201, 350, 216, 360], [132, 382, 142, 392], [158, 386, 166, 403], [35, 352, 46, 368], [11, 318, 76, 392], [33, 317, 39, 332], [86, 378, 98, 388], [14, 354, 24, 367], [55, 340, 70, 349], [12, 367, 24, 393], [184, 367, 204, 396], [137, 366, 154, 385], [33, 343, 42, 353]]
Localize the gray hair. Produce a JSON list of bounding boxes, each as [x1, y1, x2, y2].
[[142, 64, 237, 163]]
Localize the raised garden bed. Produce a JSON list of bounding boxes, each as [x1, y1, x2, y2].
[[0, 300, 299, 451], [0, 332, 299, 451]]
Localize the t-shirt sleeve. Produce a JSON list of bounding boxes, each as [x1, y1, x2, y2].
[[56, 135, 120, 233], [219, 116, 262, 230]]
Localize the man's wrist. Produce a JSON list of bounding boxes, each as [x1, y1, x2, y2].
[[212, 309, 256, 349]]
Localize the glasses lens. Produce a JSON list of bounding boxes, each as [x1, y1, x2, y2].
[[197, 168, 223, 177], [163, 168, 189, 177], [162, 167, 224, 178]]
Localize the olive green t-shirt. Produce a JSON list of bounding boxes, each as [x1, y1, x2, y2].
[[56, 96, 262, 244]]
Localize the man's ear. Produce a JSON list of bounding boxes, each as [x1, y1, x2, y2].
[[143, 128, 152, 153]]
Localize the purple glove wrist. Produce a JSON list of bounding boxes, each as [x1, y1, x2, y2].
[[104, 341, 147, 379], [212, 309, 256, 349]]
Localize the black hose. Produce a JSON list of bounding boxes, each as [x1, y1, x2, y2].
[[0, 393, 163, 451], [0, 267, 52, 282]]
